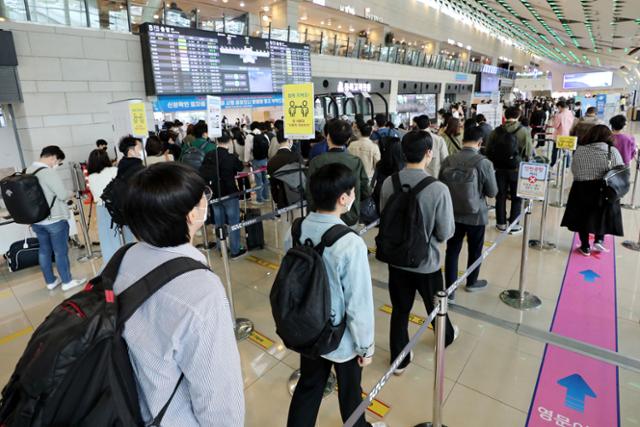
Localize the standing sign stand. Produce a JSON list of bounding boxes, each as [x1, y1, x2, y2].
[[500, 162, 547, 310], [281, 82, 337, 396], [529, 162, 556, 251], [550, 136, 577, 208]]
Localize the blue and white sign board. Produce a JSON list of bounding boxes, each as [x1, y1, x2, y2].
[[517, 162, 549, 200], [206, 96, 222, 138], [153, 94, 284, 113]]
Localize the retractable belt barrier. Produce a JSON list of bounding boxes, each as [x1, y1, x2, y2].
[[343, 211, 527, 427], [207, 185, 264, 206], [229, 201, 306, 232], [235, 166, 267, 180]]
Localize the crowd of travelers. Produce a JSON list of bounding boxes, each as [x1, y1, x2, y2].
[[1, 97, 636, 427]]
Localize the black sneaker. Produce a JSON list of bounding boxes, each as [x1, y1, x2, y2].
[[231, 248, 248, 260], [465, 279, 488, 292], [577, 247, 591, 257]]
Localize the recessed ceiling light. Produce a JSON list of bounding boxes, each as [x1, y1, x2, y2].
[[262, 15, 269, 21], [338, 25, 342, 29], [263, 6, 269, 11], [239, 1, 245, 6], [153, 14, 159, 19], [349, 27, 354, 32], [300, 15, 307, 21], [320, 20, 325, 25], [222, 0, 228, 3]]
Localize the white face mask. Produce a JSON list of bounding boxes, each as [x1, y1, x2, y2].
[[196, 205, 208, 224], [344, 192, 355, 214]]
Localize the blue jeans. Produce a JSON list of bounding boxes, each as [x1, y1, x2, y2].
[[96, 204, 136, 268], [213, 198, 241, 255], [32, 220, 72, 284], [252, 159, 270, 202]]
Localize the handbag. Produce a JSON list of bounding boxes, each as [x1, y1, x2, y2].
[[601, 145, 630, 203], [359, 196, 379, 225]]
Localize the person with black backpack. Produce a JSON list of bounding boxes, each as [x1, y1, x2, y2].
[[440, 126, 498, 299], [23, 146, 86, 292], [276, 163, 384, 427], [180, 121, 215, 170], [378, 131, 458, 376], [485, 106, 533, 234], [244, 122, 271, 204]]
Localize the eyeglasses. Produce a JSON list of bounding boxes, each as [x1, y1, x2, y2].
[[203, 186, 213, 202]]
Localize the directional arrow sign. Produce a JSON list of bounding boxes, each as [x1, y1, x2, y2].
[[557, 374, 597, 413], [579, 269, 600, 283]]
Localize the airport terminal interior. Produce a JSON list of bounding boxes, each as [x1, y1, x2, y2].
[[1, 0, 640, 426]]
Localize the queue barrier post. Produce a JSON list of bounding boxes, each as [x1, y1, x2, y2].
[[550, 149, 567, 207], [551, 142, 562, 189], [622, 230, 640, 252], [622, 153, 640, 210], [415, 291, 448, 427], [500, 200, 542, 310], [216, 225, 253, 341], [529, 170, 556, 250], [70, 163, 100, 262]]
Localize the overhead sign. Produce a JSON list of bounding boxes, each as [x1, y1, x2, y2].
[[283, 83, 314, 140], [206, 95, 222, 138], [555, 135, 578, 151], [128, 102, 148, 137], [517, 162, 549, 201]]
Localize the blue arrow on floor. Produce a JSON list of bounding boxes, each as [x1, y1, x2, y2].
[[579, 269, 600, 283], [557, 373, 597, 413]]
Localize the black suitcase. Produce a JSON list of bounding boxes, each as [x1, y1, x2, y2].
[[4, 238, 41, 272], [243, 208, 264, 250]]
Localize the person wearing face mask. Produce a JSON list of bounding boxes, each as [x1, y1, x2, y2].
[[111, 163, 244, 426], [26, 146, 86, 292], [199, 130, 247, 259], [379, 131, 459, 376], [267, 129, 304, 209], [117, 136, 145, 177], [286, 163, 383, 427]]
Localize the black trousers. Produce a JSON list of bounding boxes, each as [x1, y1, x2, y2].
[[578, 231, 604, 250], [495, 169, 522, 225], [388, 266, 455, 369], [287, 356, 370, 427], [445, 222, 486, 288]]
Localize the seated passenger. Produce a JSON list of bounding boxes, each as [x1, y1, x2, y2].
[[286, 163, 384, 427], [115, 162, 244, 425], [440, 126, 498, 299]]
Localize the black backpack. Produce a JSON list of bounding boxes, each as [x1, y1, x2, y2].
[[101, 166, 139, 229], [0, 244, 208, 427], [489, 125, 523, 170], [252, 134, 270, 161], [181, 141, 210, 170], [375, 174, 436, 268], [0, 168, 55, 225], [270, 218, 355, 358]]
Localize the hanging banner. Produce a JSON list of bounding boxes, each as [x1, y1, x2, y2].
[[128, 102, 148, 137], [283, 83, 315, 140], [206, 95, 223, 138], [517, 162, 549, 201]]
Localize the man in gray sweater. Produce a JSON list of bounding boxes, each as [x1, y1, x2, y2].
[[26, 146, 85, 291], [440, 127, 498, 298], [380, 131, 457, 376]]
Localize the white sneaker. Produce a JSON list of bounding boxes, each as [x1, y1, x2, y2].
[[453, 325, 460, 342], [393, 351, 414, 376], [593, 242, 609, 253], [371, 422, 388, 427], [46, 277, 61, 291], [61, 278, 86, 292]]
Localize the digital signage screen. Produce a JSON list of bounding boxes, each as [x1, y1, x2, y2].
[[140, 23, 312, 96], [480, 73, 500, 92], [563, 71, 613, 89]]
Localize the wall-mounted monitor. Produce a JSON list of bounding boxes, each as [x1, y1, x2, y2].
[[480, 73, 500, 92], [140, 23, 312, 96], [563, 71, 613, 89]]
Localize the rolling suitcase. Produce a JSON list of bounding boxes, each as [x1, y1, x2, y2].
[[243, 208, 264, 250], [4, 238, 41, 272]]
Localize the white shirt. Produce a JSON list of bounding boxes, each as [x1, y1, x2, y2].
[[87, 167, 117, 205]]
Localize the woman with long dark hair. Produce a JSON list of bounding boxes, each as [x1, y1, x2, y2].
[[442, 117, 463, 155], [371, 136, 405, 213], [561, 125, 624, 256]]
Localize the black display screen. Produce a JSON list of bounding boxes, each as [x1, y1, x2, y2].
[[140, 24, 312, 96]]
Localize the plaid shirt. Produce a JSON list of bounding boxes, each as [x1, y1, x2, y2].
[[571, 142, 624, 181]]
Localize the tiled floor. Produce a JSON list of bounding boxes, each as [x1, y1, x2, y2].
[[1, 136, 639, 426]]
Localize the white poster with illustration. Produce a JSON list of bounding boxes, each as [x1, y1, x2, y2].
[[206, 96, 222, 138]]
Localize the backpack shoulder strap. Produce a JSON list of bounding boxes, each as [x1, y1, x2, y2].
[[31, 167, 58, 210], [316, 224, 356, 254], [391, 173, 402, 192], [32, 167, 47, 175], [116, 256, 209, 326], [410, 176, 437, 197], [291, 217, 304, 246], [98, 243, 136, 290]]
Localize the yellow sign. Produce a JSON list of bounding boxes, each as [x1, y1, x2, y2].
[[249, 330, 275, 350], [128, 102, 148, 137], [555, 135, 578, 151], [283, 83, 314, 139], [246, 255, 280, 271], [361, 392, 391, 418], [379, 304, 431, 328]]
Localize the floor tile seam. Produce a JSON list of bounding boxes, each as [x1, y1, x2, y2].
[[451, 381, 530, 415], [450, 336, 481, 383], [243, 358, 289, 391], [6, 283, 34, 329]]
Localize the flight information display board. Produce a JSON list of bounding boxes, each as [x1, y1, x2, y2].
[[140, 24, 312, 96]]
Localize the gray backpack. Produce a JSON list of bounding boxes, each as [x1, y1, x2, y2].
[[440, 155, 485, 216]]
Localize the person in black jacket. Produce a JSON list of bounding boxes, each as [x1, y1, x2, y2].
[[200, 131, 247, 259], [117, 136, 144, 178], [267, 130, 304, 209]]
